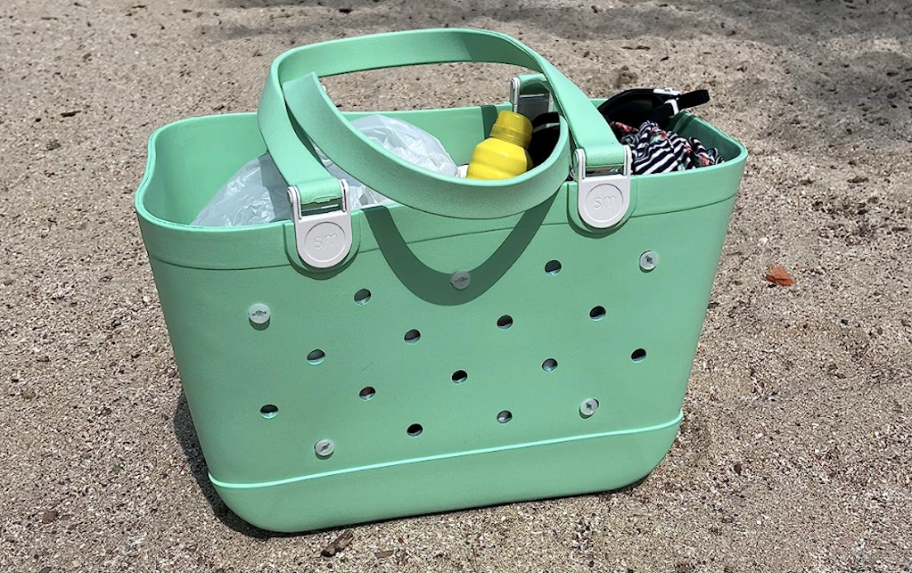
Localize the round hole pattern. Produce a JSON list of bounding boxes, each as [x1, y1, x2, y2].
[[542, 358, 558, 372], [260, 404, 278, 419], [354, 288, 372, 305], [359, 386, 376, 401], [307, 349, 325, 365], [631, 348, 647, 362], [452, 370, 468, 384], [590, 306, 606, 321], [545, 260, 562, 275], [404, 329, 421, 344], [407, 423, 423, 437], [497, 410, 513, 424], [497, 315, 514, 329]]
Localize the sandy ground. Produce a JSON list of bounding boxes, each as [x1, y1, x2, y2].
[[2, 0, 912, 571]]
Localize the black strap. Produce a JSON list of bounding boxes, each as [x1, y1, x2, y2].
[[676, 89, 710, 110], [533, 89, 710, 129], [597, 89, 710, 125]]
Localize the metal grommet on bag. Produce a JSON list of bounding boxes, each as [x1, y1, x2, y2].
[[315, 439, 335, 458], [639, 250, 659, 272], [450, 270, 471, 290], [579, 398, 599, 418], [248, 303, 271, 325]]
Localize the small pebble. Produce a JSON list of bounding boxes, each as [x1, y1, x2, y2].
[[321, 530, 354, 557], [41, 510, 59, 524], [765, 264, 795, 287]]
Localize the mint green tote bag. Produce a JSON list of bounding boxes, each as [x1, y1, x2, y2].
[[135, 29, 747, 533]]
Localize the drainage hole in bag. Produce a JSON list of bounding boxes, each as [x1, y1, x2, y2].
[[404, 329, 421, 344], [354, 289, 372, 305], [631, 348, 647, 362], [407, 423, 423, 437], [497, 315, 514, 330], [260, 404, 278, 419], [307, 349, 325, 365], [545, 260, 562, 275], [359, 386, 376, 401], [452, 370, 468, 384], [590, 306, 606, 321], [542, 358, 558, 372], [496, 410, 513, 424]]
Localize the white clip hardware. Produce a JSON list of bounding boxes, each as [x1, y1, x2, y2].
[[574, 147, 632, 229], [287, 181, 353, 269]]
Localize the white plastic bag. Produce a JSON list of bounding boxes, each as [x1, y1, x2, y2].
[[192, 115, 459, 227]]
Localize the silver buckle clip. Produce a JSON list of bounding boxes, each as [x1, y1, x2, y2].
[[509, 77, 552, 120], [287, 180, 353, 269], [574, 147, 632, 229]]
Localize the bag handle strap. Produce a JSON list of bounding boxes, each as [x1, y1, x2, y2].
[[258, 28, 626, 219]]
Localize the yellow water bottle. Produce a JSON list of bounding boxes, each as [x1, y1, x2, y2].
[[466, 111, 533, 180]]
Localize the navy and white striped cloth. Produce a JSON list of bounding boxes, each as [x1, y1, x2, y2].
[[611, 121, 723, 175]]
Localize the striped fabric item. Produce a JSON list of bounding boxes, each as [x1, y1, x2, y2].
[[610, 121, 723, 175]]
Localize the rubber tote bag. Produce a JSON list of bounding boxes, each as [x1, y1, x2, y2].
[[134, 28, 747, 532]]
